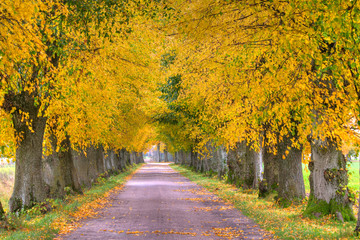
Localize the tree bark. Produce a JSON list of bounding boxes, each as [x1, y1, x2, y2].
[[95, 146, 105, 175], [86, 146, 101, 181], [260, 127, 280, 198], [178, 150, 191, 166], [116, 149, 127, 171], [103, 150, 112, 172], [277, 135, 305, 205], [0, 201, 5, 220], [356, 192, 360, 234], [137, 152, 144, 163], [124, 150, 131, 166], [253, 145, 262, 188], [9, 116, 47, 212], [216, 145, 228, 180], [190, 149, 198, 169], [202, 142, 216, 174], [227, 141, 256, 189], [168, 153, 174, 162], [227, 142, 243, 188], [104, 150, 118, 174], [179, 150, 185, 165], [356, 161, 360, 233], [243, 144, 259, 188], [130, 151, 137, 165], [244, 143, 257, 189], [164, 147, 168, 162], [2, 90, 50, 212], [304, 138, 355, 221], [157, 143, 161, 162], [43, 135, 82, 198], [71, 148, 91, 188], [174, 152, 179, 164]]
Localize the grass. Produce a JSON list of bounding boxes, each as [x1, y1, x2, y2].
[[171, 164, 359, 240], [0, 164, 15, 211], [345, 161, 359, 192], [0, 164, 142, 240]]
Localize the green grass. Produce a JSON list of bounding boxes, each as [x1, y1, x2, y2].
[[347, 161, 360, 191], [171, 164, 359, 240], [0, 164, 142, 240]]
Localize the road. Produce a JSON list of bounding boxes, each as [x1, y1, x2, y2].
[[61, 163, 272, 239]]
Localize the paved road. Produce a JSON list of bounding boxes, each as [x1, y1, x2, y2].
[[62, 163, 272, 239]]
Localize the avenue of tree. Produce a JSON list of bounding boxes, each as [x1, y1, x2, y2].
[[1, 0, 360, 234]]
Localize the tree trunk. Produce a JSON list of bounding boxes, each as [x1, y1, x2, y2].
[[216, 145, 228, 180], [277, 135, 305, 206], [262, 146, 279, 191], [109, 150, 116, 170], [95, 146, 104, 175], [202, 153, 209, 173], [304, 138, 355, 221], [180, 151, 186, 165], [168, 153, 174, 162], [203, 142, 217, 174], [355, 192, 360, 234], [9, 116, 48, 212], [253, 146, 262, 188], [227, 141, 246, 188], [130, 152, 136, 165], [116, 149, 127, 171], [157, 143, 161, 162], [260, 129, 279, 198], [192, 150, 201, 172], [86, 146, 101, 182], [0, 201, 5, 220], [137, 152, 144, 163], [356, 161, 360, 233], [174, 152, 179, 164], [227, 143, 241, 187], [104, 150, 118, 174], [124, 150, 131, 166], [227, 141, 258, 189], [164, 148, 168, 162], [179, 151, 184, 165], [43, 135, 82, 198], [244, 143, 257, 189], [71, 148, 91, 188], [103, 150, 112, 172], [190, 148, 196, 168]]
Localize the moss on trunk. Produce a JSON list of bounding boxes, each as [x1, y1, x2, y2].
[[304, 194, 355, 221], [305, 138, 355, 222]]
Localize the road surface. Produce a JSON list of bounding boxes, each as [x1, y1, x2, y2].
[[61, 163, 272, 239]]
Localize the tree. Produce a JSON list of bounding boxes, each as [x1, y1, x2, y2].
[[163, 0, 356, 217], [0, 0, 166, 211]]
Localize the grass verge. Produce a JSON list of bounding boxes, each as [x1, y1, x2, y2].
[[0, 164, 143, 240], [170, 164, 359, 240]]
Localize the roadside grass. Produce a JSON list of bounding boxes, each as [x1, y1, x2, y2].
[[0, 164, 142, 240], [171, 164, 359, 240], [347, 160, 360, 191], [0, 164, 15, 211]]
